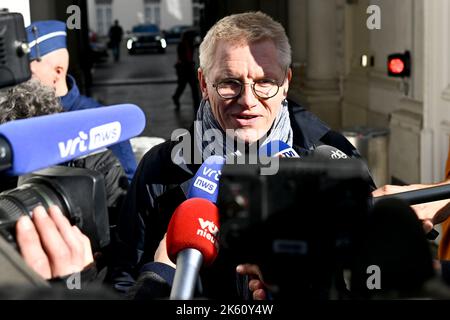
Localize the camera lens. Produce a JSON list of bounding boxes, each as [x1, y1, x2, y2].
[[0, 182, 67, 224], [0, 166, 110, 252]]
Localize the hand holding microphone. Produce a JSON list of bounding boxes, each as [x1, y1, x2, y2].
[[236, 263, 268, 300], [166, 198, 220, 300], [154, 233, 176, 269]]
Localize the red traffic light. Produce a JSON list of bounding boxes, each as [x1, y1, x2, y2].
[[389, 58, 405, 74], [387, 51, 411, 77]]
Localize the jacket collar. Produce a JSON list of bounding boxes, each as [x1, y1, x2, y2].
[[60, 74, 79, 111], [287, 99, 330, 150]]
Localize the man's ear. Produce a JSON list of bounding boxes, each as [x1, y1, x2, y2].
[[198, 68, 209, 99], [283, 68, 293, 97], [287, 67, 292, 83], [54, 65, 65, 83]]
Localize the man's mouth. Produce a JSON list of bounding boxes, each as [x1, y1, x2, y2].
[[233, 114, 261, 126], [236, 115, 258, 120]]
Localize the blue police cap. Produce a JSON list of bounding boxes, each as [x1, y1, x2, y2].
[[26, 20, 67, 60]]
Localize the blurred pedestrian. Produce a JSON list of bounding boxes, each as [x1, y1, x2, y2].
[[109, 20, 124, 62], [172, 30, 200, 114]]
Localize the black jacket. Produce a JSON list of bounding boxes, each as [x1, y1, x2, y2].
[[112, 100, 373, 298]]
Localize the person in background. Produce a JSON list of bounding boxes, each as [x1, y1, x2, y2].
[[372, 150, 450, 238], [108, 20, 124, 62], [373, 143, 450, 285], [441, 144, 450, 254], [25, 20, 137, 183], [172, 30, 200, 114], [441, 146, 450, 284]]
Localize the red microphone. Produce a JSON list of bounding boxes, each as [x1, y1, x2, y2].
[[166, 198, 220, 299]]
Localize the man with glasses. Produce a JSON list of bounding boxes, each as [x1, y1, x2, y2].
[[112, 11, 364, 299]]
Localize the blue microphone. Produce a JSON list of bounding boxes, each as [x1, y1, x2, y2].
[[259, 140, 300, 158], [0, 104, 146, 176], [187, 155, 225, 203]]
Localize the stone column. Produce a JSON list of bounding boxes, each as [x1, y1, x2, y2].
[[296, 0, 342, 129], [286, 0, 307, 103]]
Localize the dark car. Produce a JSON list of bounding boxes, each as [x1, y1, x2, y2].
[[164, 25, 192, 44], [164, 25, 202, 46], [127, 24, 167, 54]]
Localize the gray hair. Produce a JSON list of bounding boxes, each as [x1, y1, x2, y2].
[[0, 79, 63, 124], [199, 11, 292, 77]]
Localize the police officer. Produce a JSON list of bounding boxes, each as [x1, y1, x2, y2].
[[25, 20, 137, 182]]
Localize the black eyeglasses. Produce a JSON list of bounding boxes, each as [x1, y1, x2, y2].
[[211, 69, 288, 100]]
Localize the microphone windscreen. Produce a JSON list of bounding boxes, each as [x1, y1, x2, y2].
[[311, 145, 349, 161], [166, 198, 220, 267], [187, 155, 225, 203], [259, 140, 299, 158], [0, 104, 145, 175]]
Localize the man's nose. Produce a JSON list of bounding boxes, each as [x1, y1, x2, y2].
[[237, 83, 258, 109]]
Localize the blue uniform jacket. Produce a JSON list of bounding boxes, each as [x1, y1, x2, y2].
[[60, 75, 137, 182]]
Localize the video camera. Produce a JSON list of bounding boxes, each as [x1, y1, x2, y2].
[[0, 12, 110, 253], [0, 167, 110, 252], [0, 12, 31, 88], [217, 157, 373, 299]]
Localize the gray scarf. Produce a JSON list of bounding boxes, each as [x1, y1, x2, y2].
[[194, 99, 293, 159]]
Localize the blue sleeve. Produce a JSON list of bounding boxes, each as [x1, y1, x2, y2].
[[139, 262, 176, 286], [61, 87, 138, 181]]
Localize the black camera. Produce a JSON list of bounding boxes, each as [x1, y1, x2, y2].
[[0, 166, 110, 252], [0, 12, 31, 88], [217, 157, 373, 299]]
